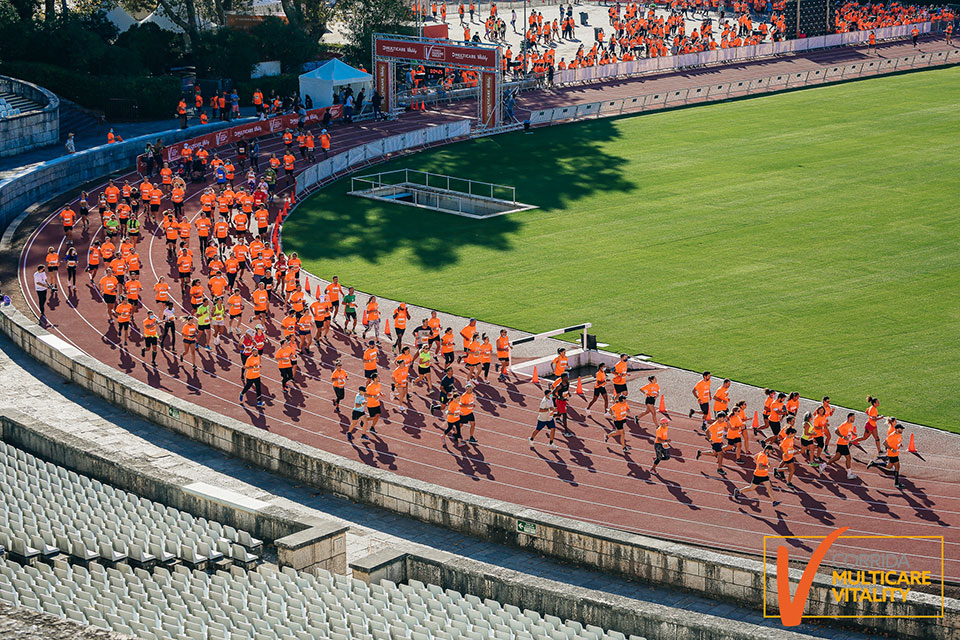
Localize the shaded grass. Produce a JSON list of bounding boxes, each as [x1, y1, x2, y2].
[[284, 67, 960, 430]]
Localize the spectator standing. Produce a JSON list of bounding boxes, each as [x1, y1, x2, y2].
[[64, 133, 76, 154], [34, 265, 49, 319], [372, 90, 383, 120]]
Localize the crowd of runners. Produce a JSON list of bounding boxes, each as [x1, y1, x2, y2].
[[28, 117, 913, 512]]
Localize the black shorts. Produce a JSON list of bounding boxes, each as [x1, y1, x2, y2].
[[418, 366, 431, 375], [459, 412, 475, 423], [815, 436, 825, 448], [367, 405, 381, 417], [144, 336, 157, 347], [429, 336, 440, 344], [364, 369, 376, 379], [836, 443, 850, 456], [351, 409, 364, 421], [47, 266, 58, 272], [800, 438, 813, 448], [86, 264, 99, 272], [752, 475, 769, 485], [150, 203, 160, 212], [645, 396, 656, 405], [654, 442, 670, 462], [887, 455, 899, 464], [334, 387, 345, 401], [444, 352, 455, 365], [613, 419, 625, 431], [699, 402, 710, 415], [769, 421, 782, 436], [199, 323, 210, 332], [711, 442, 723, 452], [726, 437, 741, 446], [482, 362, 490, 375], [535, 419, 555, 432], [103, 294, 116, 304], [117, 321, 129, 330], [594, 386, 607, 397], [345, 309, 356, 318], [613, 383, 627, 394]]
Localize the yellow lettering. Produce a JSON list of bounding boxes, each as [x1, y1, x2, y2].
[[831, 587, 846, 603], [899, 588, 911, 601], [833, 571, 848, 585], [920, 571, 932, 585]]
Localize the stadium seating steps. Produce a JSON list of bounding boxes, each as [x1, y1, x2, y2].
[[0, 440, 644, 640]]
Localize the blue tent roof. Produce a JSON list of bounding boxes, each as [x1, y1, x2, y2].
[[299, 59, 371, 84]]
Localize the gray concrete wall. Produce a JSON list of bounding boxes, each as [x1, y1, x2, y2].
[[0, 304, 954, 639], [0, 118, 243, 233], [0, 75, 59, 158]]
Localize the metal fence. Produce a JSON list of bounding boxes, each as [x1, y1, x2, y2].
[[557, 22, 935, 87], [527, 45, 960, 125], [351, 168, 519, 204]]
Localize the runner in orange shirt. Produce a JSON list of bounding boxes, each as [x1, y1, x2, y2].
[[458, 318, 478, 363], [495, 328, 511, 382], [179, 315, 199, 370], [604, 395, 631, 452], [759, 388, 776, 437], [651, 418, 673, 472], [140, 309, 160, 365], [696, 411, 728, 475], [866, 420, 905, 488], [551, 347, 568, 378], [227, 287, 244, 336], [478, 335, 493, 381], [823, 412, 859, 480], [276, 336, 298, 390], [612, 354, 629, 397], [734, 444, 781, 507], [585, 363, 609, 414], [713, 378, 731, 417], [392, 302, 411, 353], [331, 360, 348, 410], [392, 358, 411, 409], [689, 371, 712, 430], [638, 375, 660, 425], [99, 268, 119, 319], [764, 392, 787, 441], [251, 282, 270, 325], [362, 374, 383, 434], [773, 424, 799, 487], [240, 352, 264, 407], [363, 340, 379, 379], [854, 395, 884, 456], [362, 296, 381, 340], [111, 295, 134, 345], [59, 206, 76, 242], [440, 328, 456, 366]]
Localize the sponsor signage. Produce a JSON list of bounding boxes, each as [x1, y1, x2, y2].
[[374, 38, 497, 69], [151, 105, 343, 166]]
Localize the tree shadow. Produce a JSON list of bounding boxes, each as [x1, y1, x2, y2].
[[283, 118, 638, 271]]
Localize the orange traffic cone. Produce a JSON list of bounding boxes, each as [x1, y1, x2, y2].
[[752, 411, 760, 429], [304, 277, 310, 294], [315, 284, 322, 298], [908, 433, 917, 453], [658, 395, 666, 413], [531, 367, 539, 384], [576, 376, 584, 395], [420, 101, 426, 111], [385, 318, 392, 336], [412, 101, 418, 111]]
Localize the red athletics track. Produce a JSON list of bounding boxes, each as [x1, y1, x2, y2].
[[16, 56, 960, 584]]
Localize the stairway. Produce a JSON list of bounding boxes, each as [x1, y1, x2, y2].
[[58, 98, 101, 140], [0, 91, 41, 117]]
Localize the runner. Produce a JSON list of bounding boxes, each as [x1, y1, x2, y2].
[[440, 328, 456, 366], [638, 375, 660, 424], [459, 382, 478, 442], [773, 426, 799, 487], [330, 360, 348, 410], [854, 395, 884, 456], [765, 392, 787, 440], [689, 371, 712, 430], [697, 411, 728, 474], [800, 411, 818, 468], [343, 287, 358, 335], [612, 354, 629, 397], [478, 334, 493, 382], [823, 412, 859, 480], [723, 402, 747, 462], [758, 388, 776, 437], [240, 350, 265, 407], [651, 418, 672, 472], [529, 388, 558, 447], [140, 309, 159, 364], [604, 394, 631, 452], [413, 344, 434, 389], [179, 315, 199, 370], [495, 329, 511, 382], [866, 419, 906, 488], [552, 373, 572, 436], [346, 385, 367, 440], [392, 302, 411, 352], [362, 295, 381, 340], [363, 373, 383, 434], [110, 295, 134, 345], [734, 444, 781, 507], [441, 391, 463, 446], [392, 356, 411, 410], [551, 348, 568, 378], [277, 336, 298, 390]]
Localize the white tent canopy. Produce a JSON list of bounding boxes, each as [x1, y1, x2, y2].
[[299, 59, 372, 109]]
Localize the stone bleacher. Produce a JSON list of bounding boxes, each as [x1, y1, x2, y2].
[[0, 92, 40, 118], [0, 439, 644, 640]]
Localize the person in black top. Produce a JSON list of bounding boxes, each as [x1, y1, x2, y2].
[[432, 367, 456, 412], [372, 91, 383, 121]]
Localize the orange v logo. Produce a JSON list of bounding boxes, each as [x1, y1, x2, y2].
[[776, 526, 848, 626]]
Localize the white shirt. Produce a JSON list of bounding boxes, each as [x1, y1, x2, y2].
[[538, 397, 554, 421], [34, 271, 48, 292]]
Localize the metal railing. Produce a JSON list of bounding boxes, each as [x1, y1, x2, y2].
[[351, 168, 518, 204]]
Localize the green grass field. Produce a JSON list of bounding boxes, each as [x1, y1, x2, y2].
[[284, 67, 960, 431]]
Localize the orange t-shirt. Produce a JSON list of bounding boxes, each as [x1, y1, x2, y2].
[[245, 354, 262, 379], [694, 379, 711, 403]]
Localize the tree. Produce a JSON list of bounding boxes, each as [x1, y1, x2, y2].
[[336, 0, 412, 67], [278, 0, 331, 40]]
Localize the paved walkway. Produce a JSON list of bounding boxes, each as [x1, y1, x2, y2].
[[0, 331, 873, 639]]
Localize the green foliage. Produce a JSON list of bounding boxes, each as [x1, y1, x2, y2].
[[249, 16, 318, 73], [335, 0, 414, 67], [234, 74, 299, 102], [115, 22, 183, 75], [284, 68, 960, 430], [193, 27, 259, 79]]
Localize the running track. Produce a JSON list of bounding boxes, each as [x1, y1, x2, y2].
[[16, 42, 960, 584]]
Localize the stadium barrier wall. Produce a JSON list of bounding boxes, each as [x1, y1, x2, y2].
[[0, 119, 243, 236], [0, 304, 955, 640], [0, 409, 349, 575], [537, 48, 960, 125], [350, 548, 817, 640], [557, 22, 933, 87]]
